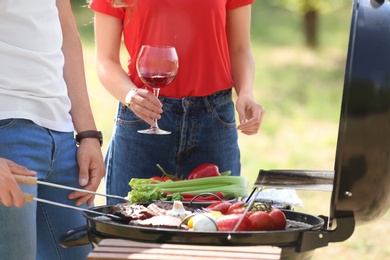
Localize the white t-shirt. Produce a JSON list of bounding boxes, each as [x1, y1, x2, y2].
[[0, 0, 74, 132]]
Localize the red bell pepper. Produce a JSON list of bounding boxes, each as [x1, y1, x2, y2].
[[181, 192, 225, 202], [187, 163, 221, 179]]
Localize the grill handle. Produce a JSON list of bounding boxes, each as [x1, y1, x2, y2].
[[254, 169, 334, 191]]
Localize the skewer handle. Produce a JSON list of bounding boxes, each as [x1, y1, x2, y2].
[[14, 175, 37, 186], [0, 194, 123, 221], [24, 193, 34, 202], [0, 192, 34, 204]]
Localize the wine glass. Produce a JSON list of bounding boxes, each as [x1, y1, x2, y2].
[[136, 45, 179, 134]]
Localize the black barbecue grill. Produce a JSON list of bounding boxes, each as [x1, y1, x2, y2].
[[61, 0, 390, 259]]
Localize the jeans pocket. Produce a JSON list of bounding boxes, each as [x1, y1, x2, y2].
[[0, 119, 15, 129], [116, 106, 145, 126], [212, 101, 236, 128]]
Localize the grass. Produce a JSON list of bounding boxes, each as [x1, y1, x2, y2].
[[72, 1, 389, 259]]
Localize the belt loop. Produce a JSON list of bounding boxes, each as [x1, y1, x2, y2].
[[203, 95, 213, 114]]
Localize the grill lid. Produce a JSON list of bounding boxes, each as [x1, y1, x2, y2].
[[255, 0, 390, 227], [330, 0, 390, 225]]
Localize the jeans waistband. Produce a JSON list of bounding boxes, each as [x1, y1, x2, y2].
[[160, 89, 232, 112]]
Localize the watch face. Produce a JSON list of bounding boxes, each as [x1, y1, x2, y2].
[[98, 131, 103, 146], [125, 89, 138, 104], [125, 93, 131, 104]]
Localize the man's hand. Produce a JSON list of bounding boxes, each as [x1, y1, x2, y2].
[[67, 139, 106, 206], [0, 158, 36, 208]]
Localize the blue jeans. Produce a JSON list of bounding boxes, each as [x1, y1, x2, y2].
[[105, 89, 240, 204], [0, 119, 92, 260]]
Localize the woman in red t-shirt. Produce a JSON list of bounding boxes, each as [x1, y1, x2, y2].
[[89, 0, 264, 203]]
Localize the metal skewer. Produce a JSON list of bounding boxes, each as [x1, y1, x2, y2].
[[31, 196, 123, 221], [14, 175, 130, 202], [231, 187, 261, 233], [2, 175, 129, 221]]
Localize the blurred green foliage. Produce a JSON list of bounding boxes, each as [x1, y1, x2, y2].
[[71, 0, 352, 173], [72, 2, 390, 260], [269, 0, 350, 14], [71, 0, 95, 44], [264, 0, 350, 47]]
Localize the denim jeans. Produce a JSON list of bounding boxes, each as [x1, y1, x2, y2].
[[0, 119, 92, 260], [105, 89, 240, 204]]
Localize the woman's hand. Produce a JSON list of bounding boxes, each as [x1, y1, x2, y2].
[[236, 94, 265, 135], [128, 88, 163, 127]]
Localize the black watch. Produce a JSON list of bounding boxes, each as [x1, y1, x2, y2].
[[75, 130, 103, 147]]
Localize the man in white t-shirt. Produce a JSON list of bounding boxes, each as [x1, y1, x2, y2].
[[0, 1, 106, 259]]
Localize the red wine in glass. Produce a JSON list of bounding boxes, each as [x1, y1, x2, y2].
[[136, 45, 179, 134], [139, 72, 176, 88]]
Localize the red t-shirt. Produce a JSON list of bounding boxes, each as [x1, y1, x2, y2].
[[89, 0, 254, 98]]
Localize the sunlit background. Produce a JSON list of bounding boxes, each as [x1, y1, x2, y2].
[[71, 1, 389, 259]]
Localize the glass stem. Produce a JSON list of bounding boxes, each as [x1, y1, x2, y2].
[[153, 88, 160, 129]]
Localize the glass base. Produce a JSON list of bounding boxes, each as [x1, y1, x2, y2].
[[138, 126, 171, 135]]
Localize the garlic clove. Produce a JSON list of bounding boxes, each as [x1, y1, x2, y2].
[[167, 200, 192, 220]]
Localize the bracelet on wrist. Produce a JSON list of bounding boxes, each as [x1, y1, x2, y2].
[[125, 88, 139, 109], [75, 130, 103, 147]]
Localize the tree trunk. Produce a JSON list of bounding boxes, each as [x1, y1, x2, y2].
[[304, 10, 318, 48]]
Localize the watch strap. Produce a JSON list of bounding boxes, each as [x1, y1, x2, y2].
[[76, 130, 103, 147]]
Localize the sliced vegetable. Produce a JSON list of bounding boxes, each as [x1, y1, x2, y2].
[[181, 191, 225, 202], [227, 201, 246, 214], [206, 210, 224, 220], [217, 214, 251, 231], [206, 201, 233, 215], [183, 197, 216, 202]]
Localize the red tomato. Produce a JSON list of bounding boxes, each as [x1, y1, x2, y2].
[[227, 201, 246, 214], [217, 214, 251, 231], [149, 176, 164, 183], [162, 176, 171, 181], [207, 201, 232, 215], [269, 208, 287, 230], [249, 211, 275, 231]]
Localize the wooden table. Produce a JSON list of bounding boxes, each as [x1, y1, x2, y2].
[[87, 239, 282, 260]]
